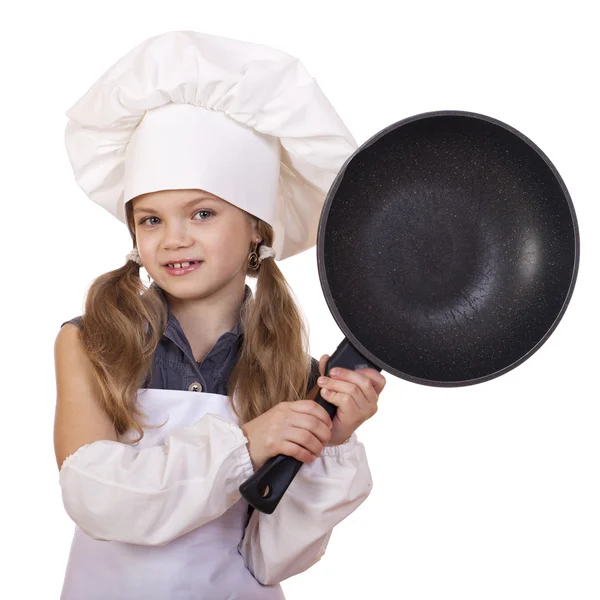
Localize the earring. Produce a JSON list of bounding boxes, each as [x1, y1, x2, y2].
[[248, 241, 260, 271]]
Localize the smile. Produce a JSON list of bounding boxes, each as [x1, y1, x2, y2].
[[163, 262, 203, 276]]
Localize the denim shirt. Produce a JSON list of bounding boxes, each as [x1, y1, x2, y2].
[[61, 281, 320, 397]]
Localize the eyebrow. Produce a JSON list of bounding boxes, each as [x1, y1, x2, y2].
[[133, 195, 218, 214]]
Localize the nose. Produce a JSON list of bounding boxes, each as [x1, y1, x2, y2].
[[161, 219, 195, 249]]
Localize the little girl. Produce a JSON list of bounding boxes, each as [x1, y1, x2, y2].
[[54, 30, 386, 599]]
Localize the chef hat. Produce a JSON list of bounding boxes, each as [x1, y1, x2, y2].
[[64, 30, 358, 261]]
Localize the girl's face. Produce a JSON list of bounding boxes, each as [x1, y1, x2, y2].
[[130, 188, 260, 299]]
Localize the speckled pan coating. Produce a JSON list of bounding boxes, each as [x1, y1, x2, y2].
[[317, 110, 579, 387]]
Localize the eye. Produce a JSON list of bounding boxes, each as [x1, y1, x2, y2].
[[193, 210, 214, 220], [138, 216, 159, 226]]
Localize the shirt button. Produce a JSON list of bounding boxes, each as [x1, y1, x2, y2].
[[188, 381, 203, 392]]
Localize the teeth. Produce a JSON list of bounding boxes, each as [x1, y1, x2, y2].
[[168, 261, 197, 268]]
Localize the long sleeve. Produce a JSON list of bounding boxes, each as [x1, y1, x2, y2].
[[238, 432, 372, 585], [59, 413, 255, 546]]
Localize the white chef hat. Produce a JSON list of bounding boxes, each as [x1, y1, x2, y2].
[[64, 30, 358, 261]]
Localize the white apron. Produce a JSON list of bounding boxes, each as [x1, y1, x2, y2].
[[60, 388, 286, 600]]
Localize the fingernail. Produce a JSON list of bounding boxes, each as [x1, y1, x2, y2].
[[329, 368, 340, 376], [318, 377, 327, 384]]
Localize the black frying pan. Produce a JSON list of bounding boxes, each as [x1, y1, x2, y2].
[[239, 110, 580, 513]]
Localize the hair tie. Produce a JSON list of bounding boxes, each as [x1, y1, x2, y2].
[[126, 248, 143, 265], [258, 245, 276, 262]]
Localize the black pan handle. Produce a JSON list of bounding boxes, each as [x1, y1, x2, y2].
[[238, 338, 381, 514]]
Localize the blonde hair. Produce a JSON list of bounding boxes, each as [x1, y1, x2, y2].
[[73, 200, 314, 444]]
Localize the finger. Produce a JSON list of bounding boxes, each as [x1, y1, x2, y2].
[[291, 412, 333, 444], [319, 390, 365, 419], [286, 426, 326, 457], [292, 399, 333, 427], [355, 369, 387, 396], [319, 372, 377, 409], [319, 354, 330, 377], [330, 368, 381, 403], [280, 440, 319, 463], [321, 357, 385, 396]]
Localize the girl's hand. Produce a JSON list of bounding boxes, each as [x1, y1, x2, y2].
[[240, 400, 333, 471], [316, 354, 387, 446]]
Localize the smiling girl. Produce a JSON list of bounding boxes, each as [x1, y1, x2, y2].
[[54, 30, 386, 600]]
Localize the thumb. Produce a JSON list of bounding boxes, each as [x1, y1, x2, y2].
[[319, 354, 330, 377]]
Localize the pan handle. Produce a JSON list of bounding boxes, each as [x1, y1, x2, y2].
[[238, 338, 381, 514]]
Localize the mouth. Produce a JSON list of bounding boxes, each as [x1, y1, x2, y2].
[[163, 261, 203, 276], [163, 260, 202, 268]]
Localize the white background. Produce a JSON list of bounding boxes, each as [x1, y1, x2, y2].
[[2, 1, 598, 598]]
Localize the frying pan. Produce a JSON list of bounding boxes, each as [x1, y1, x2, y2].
[[239, 110, 580, 513]]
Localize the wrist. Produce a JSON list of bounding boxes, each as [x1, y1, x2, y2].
[[326, 435, 352, 447]]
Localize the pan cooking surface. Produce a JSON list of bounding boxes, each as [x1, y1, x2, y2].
[[318, 113, 578, 386]]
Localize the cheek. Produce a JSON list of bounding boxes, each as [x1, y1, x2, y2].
[[214, 239, 250, 267], [207, 228, 250, 260], [134, 235, 156, 265]]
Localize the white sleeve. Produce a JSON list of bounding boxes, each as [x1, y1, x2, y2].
[[59, 413, 255, 546], [238, 432, 373, 585]]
